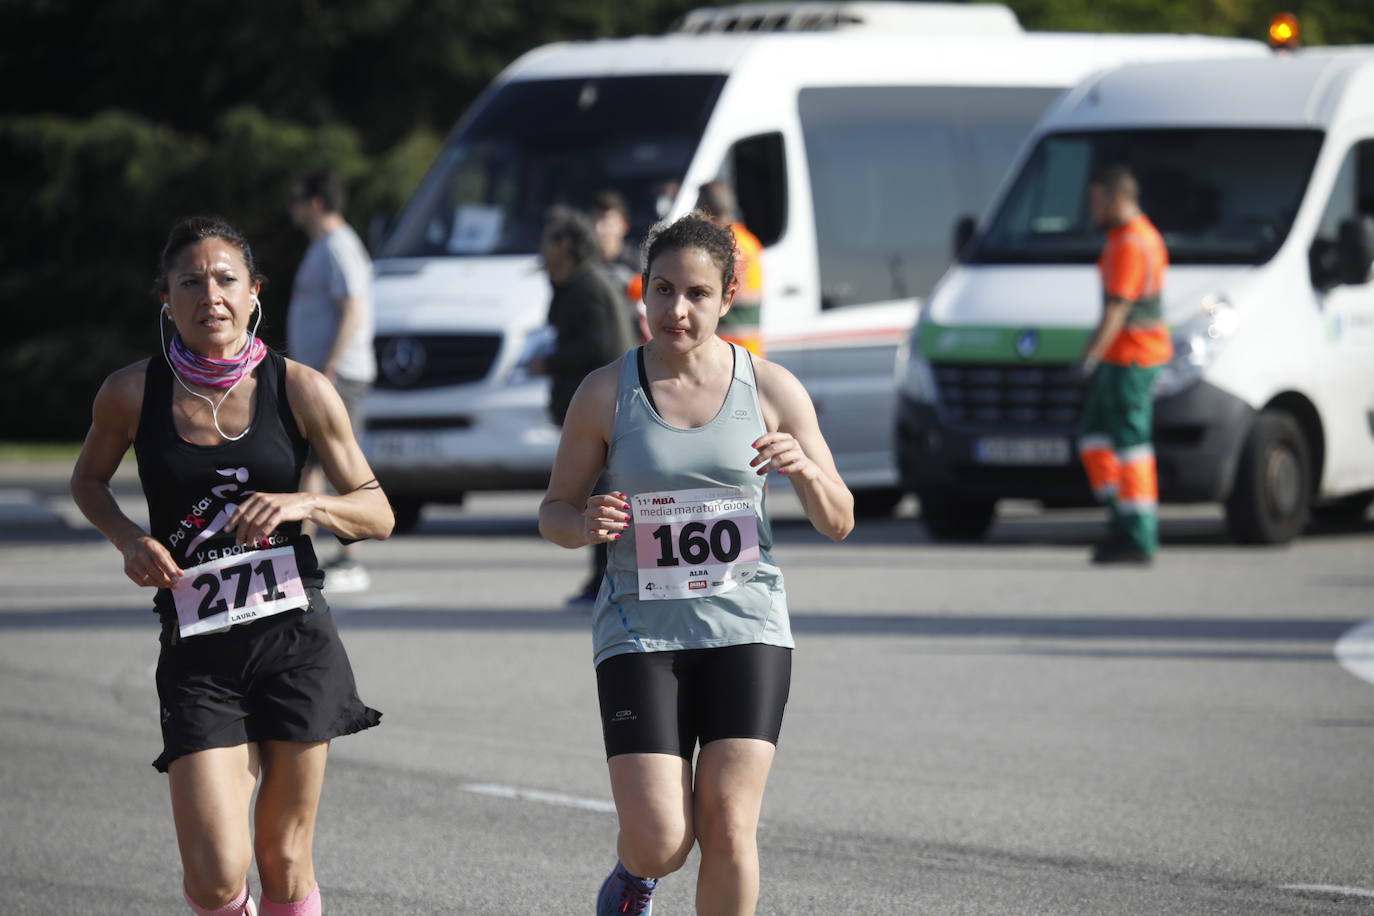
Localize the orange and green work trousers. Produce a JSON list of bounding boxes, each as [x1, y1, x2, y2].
[[1079, 362, 1161, 555]]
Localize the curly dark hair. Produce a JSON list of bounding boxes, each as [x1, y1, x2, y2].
[[152, 215, 266, 297], [641, 211, 737, 293]]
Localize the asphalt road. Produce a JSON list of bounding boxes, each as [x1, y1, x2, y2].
[[1, 469, 1372, 914]]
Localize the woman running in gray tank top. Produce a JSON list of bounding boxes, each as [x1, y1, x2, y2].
[[540, 213, 854, 915]]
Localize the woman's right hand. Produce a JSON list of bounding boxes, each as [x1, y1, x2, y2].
[[119, 534, 185, 589], [583, 491, 631, 544]]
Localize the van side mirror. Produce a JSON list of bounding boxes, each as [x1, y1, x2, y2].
[[952, 215, 976, 260], [1336, 215, 1374, 286]]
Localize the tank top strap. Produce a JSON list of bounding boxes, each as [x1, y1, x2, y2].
[[612, 348, 644, 431], [136, 353, 173, 449], [729, 343, 766, 427], [262, 352, 308, 451]]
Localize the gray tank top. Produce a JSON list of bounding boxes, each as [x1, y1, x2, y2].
[[592, 344, 792, 666]]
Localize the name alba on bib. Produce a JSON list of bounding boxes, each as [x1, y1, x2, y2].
[[632, 487, 759, 601], [172, 545, 307, 638]]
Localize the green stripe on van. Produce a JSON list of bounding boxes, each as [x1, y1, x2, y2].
[[919, 323, 1091, 364]]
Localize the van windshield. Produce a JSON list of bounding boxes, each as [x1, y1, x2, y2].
[[379, 75, 726, 259], [968, 129, 1323, 265]]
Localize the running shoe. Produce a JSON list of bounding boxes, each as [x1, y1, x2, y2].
[[596, 861, 658, 915], [323, 556, 372, 593], [1090, 539, 1153, 565], [565, 584, 598, 614]]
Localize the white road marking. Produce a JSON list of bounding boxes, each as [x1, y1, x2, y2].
[[1279, 884, 1374, 899], [461, 782, 616, 814], [1334, 619, 1374, 686]]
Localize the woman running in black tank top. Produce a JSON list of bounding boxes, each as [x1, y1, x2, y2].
[[71, 217, 394, 916]]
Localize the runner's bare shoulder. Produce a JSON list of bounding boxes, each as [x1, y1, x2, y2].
[[95, 359, 152, 415]]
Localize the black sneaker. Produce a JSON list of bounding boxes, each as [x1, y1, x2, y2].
[[1090, 540, 1154, 565], [564, 586, 598, 614]]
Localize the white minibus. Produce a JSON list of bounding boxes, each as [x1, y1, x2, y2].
[[363, 1, 1259, 529]]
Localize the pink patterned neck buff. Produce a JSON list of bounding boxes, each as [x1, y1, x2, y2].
[[167, 331, 267, 390]]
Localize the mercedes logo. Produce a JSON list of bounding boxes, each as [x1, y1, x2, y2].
[[1014, 328, 1039, 360], [381, 337, 426, 387]]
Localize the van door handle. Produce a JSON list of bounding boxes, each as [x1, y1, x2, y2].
[[779, 286, 802, 296]]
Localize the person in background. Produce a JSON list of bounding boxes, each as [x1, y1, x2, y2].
[[540, 205, 637, 610], [288, 169, 378, 591], [695, 180, 765, 355], [590, 190, 651, 342], [1076, 165, 1171, 565]]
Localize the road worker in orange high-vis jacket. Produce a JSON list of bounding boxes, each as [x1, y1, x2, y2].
[[1075, 165, 1171, 564]]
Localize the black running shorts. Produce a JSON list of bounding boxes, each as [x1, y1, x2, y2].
[[595, 643, 792, 760], [152, 588, 380, 772]]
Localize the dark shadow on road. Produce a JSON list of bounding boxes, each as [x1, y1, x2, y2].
[[0, 524, 106, 545], [698, 511, 1370, 549], [402, 517, 543, 538], [0, 607, 1359, 643]]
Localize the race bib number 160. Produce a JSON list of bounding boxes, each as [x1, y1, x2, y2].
[[631, 487, 759, 601], [172, 545, 307, 638]]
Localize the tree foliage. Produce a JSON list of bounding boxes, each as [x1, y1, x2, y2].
[[2, 0, 1372, 439]]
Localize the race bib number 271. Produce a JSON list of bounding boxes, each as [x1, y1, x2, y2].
[[631, 487, 759, 601], [172, 545, 307, 638]]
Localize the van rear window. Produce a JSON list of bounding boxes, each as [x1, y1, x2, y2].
[[969, 129, 1324, 266], [381, 75, 726, 259], [800, 85, 1062, 310]]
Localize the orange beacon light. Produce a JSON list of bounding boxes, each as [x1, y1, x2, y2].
[[1269, 12, 1300, 50]]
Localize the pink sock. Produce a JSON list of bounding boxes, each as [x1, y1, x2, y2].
[[259, 884, 321, 916], [184, 882, 254, 915]]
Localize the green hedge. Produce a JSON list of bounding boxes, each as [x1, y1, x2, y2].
[[0, 108, 439, 440]]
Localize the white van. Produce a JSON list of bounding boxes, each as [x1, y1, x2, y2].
[[897, 47, 1374, 543], [363, 1, 1259, 529]]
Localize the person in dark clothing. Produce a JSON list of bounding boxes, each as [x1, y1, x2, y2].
[[540, 205, 636, 608], [590, 190, 651, 343]]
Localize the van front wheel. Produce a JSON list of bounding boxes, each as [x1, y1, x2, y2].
[[917, 491, 996, 541], [1224, 411, 1311, 545]]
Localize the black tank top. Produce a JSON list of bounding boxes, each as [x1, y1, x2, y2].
[[134, 351, 323, 621]]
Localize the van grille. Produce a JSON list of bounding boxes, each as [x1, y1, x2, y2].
[[932, 362, 1083, 428], [373, 334, 502, 390]]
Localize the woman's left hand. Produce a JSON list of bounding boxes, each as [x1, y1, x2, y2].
[[224, 492, 315, 547], [750, 432, 817, 479]]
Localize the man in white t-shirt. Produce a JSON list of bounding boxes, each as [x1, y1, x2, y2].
[[288, 169, 378, 592]]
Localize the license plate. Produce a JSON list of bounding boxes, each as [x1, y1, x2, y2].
[[974, 436, 1071, 466], [365, 432, 449, 465]]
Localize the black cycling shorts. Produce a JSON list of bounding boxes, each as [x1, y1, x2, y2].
[[595, 643, 792, 760], [152, 588, 380, 772]]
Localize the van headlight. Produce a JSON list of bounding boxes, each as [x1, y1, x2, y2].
[[1153, 294, 1239, 398], [507, 326, 556, 385], [895, 324, 937, 404]]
